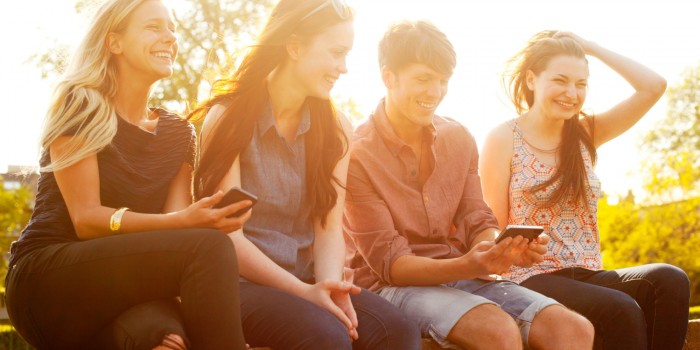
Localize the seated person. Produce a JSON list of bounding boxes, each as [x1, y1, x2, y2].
[[480, 30, 690, 350], [4, 0, 248, 348]]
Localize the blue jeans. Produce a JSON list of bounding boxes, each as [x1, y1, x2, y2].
[[379, 279, 559, 348], [239, 282, 421, 350], [5, 229, 246, 350], [521, 264, 689, 350]]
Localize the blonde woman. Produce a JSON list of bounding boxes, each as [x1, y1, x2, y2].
[[4, 1, 248, 349]]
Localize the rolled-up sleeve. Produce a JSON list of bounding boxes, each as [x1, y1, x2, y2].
[[454, 132, 500, 247], [343, 156, 414, 286]]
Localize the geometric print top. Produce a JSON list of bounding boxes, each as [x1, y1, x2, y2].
[[503, 120, 603, 284]]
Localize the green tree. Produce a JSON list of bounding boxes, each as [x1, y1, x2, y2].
[[0, 184, 32, 235], [599, 194, 700, 305], [642, 61, 700, 203], [599, 62, 700, 305], [32, 0, 275, 112], [333, 96, 366, 125], [0, 179, 33, 287]]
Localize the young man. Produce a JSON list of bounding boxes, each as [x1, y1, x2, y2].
[[343, 20, 594, 350]]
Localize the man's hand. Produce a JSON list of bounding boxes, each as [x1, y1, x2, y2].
[[460, 236, 529, 277]]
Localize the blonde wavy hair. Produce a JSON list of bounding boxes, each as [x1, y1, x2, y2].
[[40, 0, 148, 172]]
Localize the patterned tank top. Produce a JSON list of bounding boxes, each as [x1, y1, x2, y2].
[[504, 120, 603, 284]]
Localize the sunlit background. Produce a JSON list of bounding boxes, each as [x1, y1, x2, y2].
[[1, 0, 699, 202]]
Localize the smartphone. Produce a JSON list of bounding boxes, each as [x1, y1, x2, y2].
[[495, 225, 544, 243], [214, 186, 258, 218]]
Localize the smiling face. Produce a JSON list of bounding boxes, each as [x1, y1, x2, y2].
[[107, 0, 178, 84], [384, 63, 449, 128], [291, 20, 354, 100], [527, 54, 589, 121]]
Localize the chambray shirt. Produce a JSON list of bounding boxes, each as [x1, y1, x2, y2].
[[239, 101, 315, 282], [343, 100, 500, 292]]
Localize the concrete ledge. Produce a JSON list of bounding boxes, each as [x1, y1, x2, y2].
[[685, 319, 700, 350]]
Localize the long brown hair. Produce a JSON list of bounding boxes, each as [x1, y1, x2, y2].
[[504, 30, 597, 208], [190, 0, 352, 227]]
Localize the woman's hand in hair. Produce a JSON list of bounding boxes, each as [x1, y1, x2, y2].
[[299, 280, 361, 340], [174, 190, 253, 233], [557, 31, 666, 146], [553, 31, 596, 55]]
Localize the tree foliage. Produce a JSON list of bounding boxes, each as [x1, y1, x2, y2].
[[642, 61, 700, 203], [333, 96, 366, 125], [0, 179, 33, 287], [157, 0, 275, 111], [599, 194, 700, 305], [598, 62, 700, 305], [32, 0, 275, 112], [0, 184, 31, 237]]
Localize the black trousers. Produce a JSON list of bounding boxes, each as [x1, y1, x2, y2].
[[521, 264, 690, 350], [5, 229, 246, 350]]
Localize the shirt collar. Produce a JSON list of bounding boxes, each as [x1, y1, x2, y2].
[[258, 98, 312, 140], [371, 98, 437, 157]]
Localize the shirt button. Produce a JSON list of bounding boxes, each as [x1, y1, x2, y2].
[[411, 170, 417, 176], [423, 195, 429, 203]]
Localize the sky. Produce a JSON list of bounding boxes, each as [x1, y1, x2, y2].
[[1, 0, 699, 201]]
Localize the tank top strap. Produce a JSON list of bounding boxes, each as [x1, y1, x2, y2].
[[508, 119, 521, 138], [509, 119, 528, 167]]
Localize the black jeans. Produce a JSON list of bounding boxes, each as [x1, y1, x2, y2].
[[5, 229, 246, 350], [239, 282, 422, 350], [521, 264, 689, 350]]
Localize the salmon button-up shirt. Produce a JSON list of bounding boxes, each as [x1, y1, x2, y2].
[[343, 100, 499, 292]]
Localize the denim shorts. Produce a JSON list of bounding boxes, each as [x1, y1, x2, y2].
[[378, 279, 559, 348]]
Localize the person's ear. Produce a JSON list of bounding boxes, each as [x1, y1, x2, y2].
[[525, 70, 536, 91], [106, 32, 123, 54], [286, 35, 303, 61], [381, 66, 395, 89]]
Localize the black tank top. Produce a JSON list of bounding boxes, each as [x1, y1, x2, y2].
[[10, 109, 196, 265]]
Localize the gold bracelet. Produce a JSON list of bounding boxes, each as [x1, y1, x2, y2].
[[109, 207, 129, 234]]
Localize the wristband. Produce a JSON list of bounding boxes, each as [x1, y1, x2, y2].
[[109, 207, 129, 234]]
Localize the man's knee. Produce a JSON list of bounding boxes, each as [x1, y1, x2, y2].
[[449, 304, 522, 350], [530, 305, 593, 350]]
